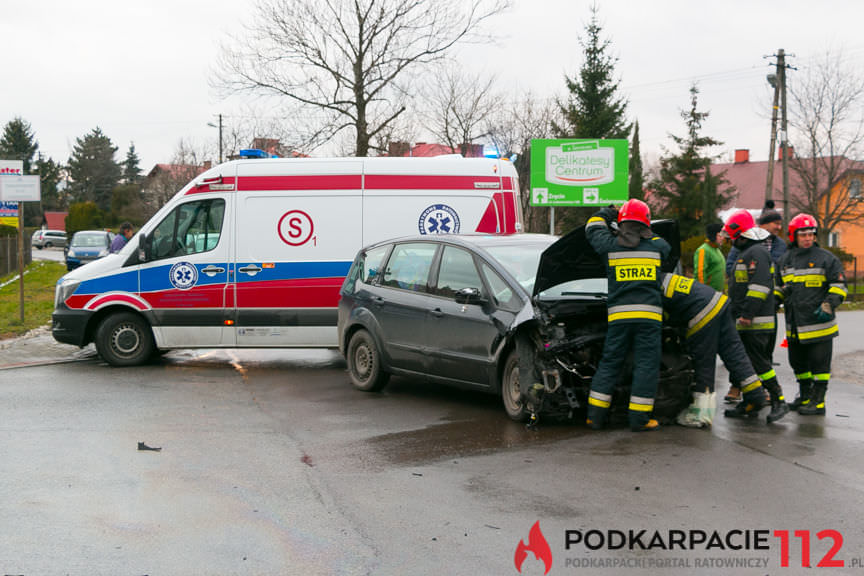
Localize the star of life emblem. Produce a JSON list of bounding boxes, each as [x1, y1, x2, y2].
[[169, 261, 198, 290], [418, 204, 461, 235]]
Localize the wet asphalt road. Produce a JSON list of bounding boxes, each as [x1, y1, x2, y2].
[[1, 314, 864, 575]]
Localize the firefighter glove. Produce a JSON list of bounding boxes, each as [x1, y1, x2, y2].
[[814, 301, 834, 323]]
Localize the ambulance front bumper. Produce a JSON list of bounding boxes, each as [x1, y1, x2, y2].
[[52, 308, 91, 347]]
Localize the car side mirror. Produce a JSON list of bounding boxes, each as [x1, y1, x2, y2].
[[455, 287, 486, 305], [138, 233, 149, 263]]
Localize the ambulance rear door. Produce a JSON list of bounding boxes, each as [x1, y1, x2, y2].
[[233, 160, 363, 347]]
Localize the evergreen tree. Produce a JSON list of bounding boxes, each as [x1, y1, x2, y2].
[[67, 127, 122, 211], [0, 117, 39, 173], [650, 85, 734, 239], [629, 120, 644, 200], [552, 3, 631, 232], [553, 3, 630, 140], [123, 142, 142, 183], [34, 156, 65, 211]]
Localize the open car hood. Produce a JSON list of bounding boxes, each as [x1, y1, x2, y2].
[[533, 219, 681, 297]]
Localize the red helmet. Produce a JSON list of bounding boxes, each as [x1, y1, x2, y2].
[[723, 209, 755, 241], [618, 199, 651, 226], [788, 213, 817, 244]]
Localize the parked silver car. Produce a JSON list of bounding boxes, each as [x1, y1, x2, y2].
[[31, 229, 67, 249]]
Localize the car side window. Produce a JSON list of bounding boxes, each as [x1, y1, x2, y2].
[[434, 246, 483, 299], [362, 245, 390, 283], [382, 243, 436, 292], [481, 262, 520, 311], [149, 199, 225, 261]]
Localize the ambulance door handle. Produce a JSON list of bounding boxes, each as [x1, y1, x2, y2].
[[239, 264, 262, 276], [202, 265, 225, 276]]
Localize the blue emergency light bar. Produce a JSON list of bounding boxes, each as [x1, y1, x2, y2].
[[239, 149, 269, 158]]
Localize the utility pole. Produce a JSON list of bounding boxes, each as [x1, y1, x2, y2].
[[778, 49, 790, 226], [765, 62, 780, 205], [217, 114, 224, 164]]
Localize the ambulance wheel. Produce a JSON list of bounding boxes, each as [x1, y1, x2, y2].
[[501, 350, 528, 422], [347, 329, 389, 392], [95, 312, 155, 367]]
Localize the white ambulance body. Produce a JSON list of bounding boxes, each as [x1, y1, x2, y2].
[[52, 155, 522, 365]]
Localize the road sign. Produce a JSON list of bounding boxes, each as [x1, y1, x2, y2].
[[530, 139, 629, 206], [0, 175, 41, 202]]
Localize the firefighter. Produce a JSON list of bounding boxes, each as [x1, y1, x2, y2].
[[723, 210, 789, 423], [585, 199, 670, 432], [660, 273, 765, 428], [775, 214, 847, 415]]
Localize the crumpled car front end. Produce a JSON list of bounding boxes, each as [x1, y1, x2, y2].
[[518, 220, 694, 425]]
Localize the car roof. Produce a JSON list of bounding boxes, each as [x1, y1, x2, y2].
[[362, 233, 556, 252]]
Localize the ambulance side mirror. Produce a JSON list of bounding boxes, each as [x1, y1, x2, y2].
[[138, 233, 149, 263]]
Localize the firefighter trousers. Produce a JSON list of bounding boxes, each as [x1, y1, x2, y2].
[[587, 321, 661, 428], [688, 304, 760, 396], [788, 339, 833, 388], [739, 330, 784, 399]]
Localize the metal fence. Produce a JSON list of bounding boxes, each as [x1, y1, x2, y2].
[[0, 236, 32, 279], [846, 257, 860, 301]]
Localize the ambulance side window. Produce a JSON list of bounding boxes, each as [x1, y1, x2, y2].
[[149, 199, 225, 261]]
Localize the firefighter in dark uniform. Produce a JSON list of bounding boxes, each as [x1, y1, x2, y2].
[[585, 199, 670, 432], [775, 213, 847, 415], [723, 209, 790, 422], [660, 273, 765, 427]]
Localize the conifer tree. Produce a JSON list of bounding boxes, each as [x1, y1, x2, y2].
[[650, 85, 734, 239], [68, 127, 122, 211], [629, 120, 644, 200], [0, 117, 39, 173], [123, 142, 142, 183]]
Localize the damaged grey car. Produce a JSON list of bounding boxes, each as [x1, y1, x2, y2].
[[337, 221, 693, 426]]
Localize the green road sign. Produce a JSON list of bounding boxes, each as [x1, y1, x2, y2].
[[530, 139, 629, 206]]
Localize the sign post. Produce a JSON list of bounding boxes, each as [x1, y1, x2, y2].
[[530, 139, 629, 231], [0, 171, 41, 323]]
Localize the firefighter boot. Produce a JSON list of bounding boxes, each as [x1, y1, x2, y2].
[[765, 382, 790, 423], [799, 382, 827, 416], [788, 379, 813, 410], [723, 389, 766, 418]]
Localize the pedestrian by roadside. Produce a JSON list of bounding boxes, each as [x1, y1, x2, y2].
[[585, 199, 670, 432], [723, 209, 789, 423], [774, 213, 847, 415], [660, 273, 765, 428], [110, 221, 134, 253], [693, 222, 726, 292]]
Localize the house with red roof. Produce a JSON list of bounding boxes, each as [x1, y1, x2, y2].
[[711, 148, 864, 266]]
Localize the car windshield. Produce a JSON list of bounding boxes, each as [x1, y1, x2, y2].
[[483, 242, 551, 294], [537, 277, 608, 300], [71, 233, 107, 247]]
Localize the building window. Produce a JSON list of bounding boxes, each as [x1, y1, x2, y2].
[[828, 231, 840, 248], [850, 178, 862, 199]]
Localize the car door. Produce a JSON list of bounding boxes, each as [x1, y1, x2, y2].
[[364, 242, 438, 373], [424, 245, 517, 387], [138, 196, 232, 347]]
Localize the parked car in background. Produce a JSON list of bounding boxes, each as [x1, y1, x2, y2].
[[337, 222, 692, 425], [65, 230, 114, 270], [31, 229, 67, 249]]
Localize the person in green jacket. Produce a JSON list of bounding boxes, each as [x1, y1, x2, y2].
[[693, 222, 726, 292]]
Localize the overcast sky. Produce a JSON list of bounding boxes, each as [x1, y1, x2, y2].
[[2, 0, 863, 173]]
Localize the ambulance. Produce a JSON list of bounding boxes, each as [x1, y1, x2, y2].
[[52, 154, 522, 365]]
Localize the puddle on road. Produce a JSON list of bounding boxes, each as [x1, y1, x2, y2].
[[365, 417, 588, 465]]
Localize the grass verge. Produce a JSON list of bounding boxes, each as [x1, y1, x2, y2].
[[0, 261, 67, 339]]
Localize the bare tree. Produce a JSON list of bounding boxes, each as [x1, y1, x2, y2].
[[216, 0, 509, 157], [488, 92, 562, 233], [422, 64, 501, 155], [141, 139, 212, 216], [788, 50, 864, 243]]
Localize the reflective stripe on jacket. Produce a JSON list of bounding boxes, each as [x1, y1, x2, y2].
[[660, 273, 727, 337]]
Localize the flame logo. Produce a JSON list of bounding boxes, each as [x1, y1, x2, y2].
[[514, 521, 552, 574]]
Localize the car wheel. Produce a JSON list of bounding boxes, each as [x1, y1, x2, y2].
[[501, 349, 528, 422], [346, 329, 389, 391], [35, 245, 42, 250], [44, 242, 52, 248], [95, 312, 155, 367]]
